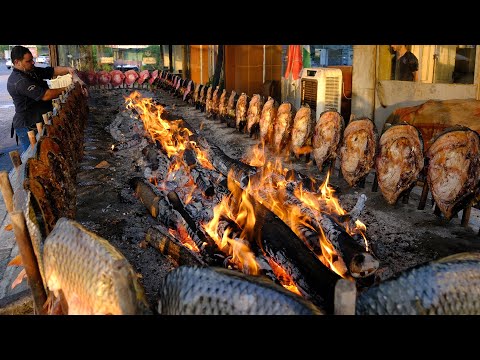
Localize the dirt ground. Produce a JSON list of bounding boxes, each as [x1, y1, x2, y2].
[[75, 87, 480, 313]]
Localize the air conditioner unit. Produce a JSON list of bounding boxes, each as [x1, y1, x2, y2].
[[299, 67, 342, 121]]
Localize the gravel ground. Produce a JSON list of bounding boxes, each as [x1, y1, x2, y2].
[[74, 86, 480, 313]]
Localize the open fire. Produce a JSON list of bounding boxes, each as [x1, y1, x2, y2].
[[125, 91, 378, 306]]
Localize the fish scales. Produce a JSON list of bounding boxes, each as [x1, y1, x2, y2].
[[43, 218, 150, 315], [157, 266, 323, 315], [356, 252, 480, 315]]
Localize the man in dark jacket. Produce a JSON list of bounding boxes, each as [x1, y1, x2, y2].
[[7, 45, 79, 152], [391, 45, 419, 82]]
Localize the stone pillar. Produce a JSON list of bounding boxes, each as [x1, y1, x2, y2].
[[351, 45, 377, 120]]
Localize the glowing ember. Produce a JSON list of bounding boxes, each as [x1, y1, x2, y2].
[[267, 258, 301, 295]]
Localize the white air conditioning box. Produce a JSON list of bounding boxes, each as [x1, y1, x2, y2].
[[299, 67, 342, 121]]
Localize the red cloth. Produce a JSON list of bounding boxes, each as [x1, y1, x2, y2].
[[284, 45, 303, 80]]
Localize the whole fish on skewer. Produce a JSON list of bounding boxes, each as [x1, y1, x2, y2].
[[218, 89, 228, 122], [291, 105, 314, 157], [312, 110, 344, 171], [246, 94, 263, 136], [340, 117, 378, 186], [259, 97, 277, 144], [426, 126, 480, 219], [273, 102, 295, 153], [375, 123, 424, 205], [235, 93, 248, 132]]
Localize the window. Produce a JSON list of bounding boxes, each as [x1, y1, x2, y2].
[[378, 45, 476, 84]]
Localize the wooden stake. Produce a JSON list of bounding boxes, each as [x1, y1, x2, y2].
[[434, 204, 442, 217], [27, 130, 36, 147], [0, 171, 14, 213], [371, 172, 378, 192], [10, 211, 48, 315], [357, 177, 366, 189], [402, 187, 412, 204], [9, 150, 22, 169], [461, 205, 472, 227], [334, 279, 356, 315], [418, 180, 429, 210], [36, 122, 43, 135]]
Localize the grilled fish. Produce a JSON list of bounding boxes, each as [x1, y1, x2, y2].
[[356, 252, 480, 315], [426, 126, 480, 220], [218, 89, 228, 121], [246, 94, 263, 135], [312, 110, 344, 171], [291, 105, 314, 156], [340, 117, 378, 186], [157, 266, 324, 315], [227, 90, 237, 118], [43, 217, 151, 315], [259, 96, 277, 144], [375, 123, 424, 204], [273, 102, 294, 153], [235, 93, 248, 132], [205, 86, 214, 118]]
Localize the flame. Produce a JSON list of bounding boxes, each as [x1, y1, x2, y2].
[[355, 220, 369, 252], [169, 228, 199, 253], [126, 91, 370, 291], [203, 171, 259, 275], [241, 147, 368, 279], [267, 258, 301, 295]]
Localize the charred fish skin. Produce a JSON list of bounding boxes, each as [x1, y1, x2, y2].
[[312, 110, 344, 171], [426, 126, 480, 220], [273, 102, 295, 153], [340, 117, 378, 187], [157, 266, 324, 315], [375, 123, 424, 205], [356, 252, 480, 315], [291, 105, 314, 156], [259, 97, 277, 144], [236, 93, 248, 132], [43, 217, 151, 315], [246, 94, 263, 136]]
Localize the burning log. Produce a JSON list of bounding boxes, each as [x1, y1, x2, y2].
[[190, 168, 215, 197], [249, 191, 340, 313], [145, 226, 206, 267], [254, 172, 378, 279], [194, 137, 257, 189], [130, 177, 224, 265], [166, 191, 227, 265]]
